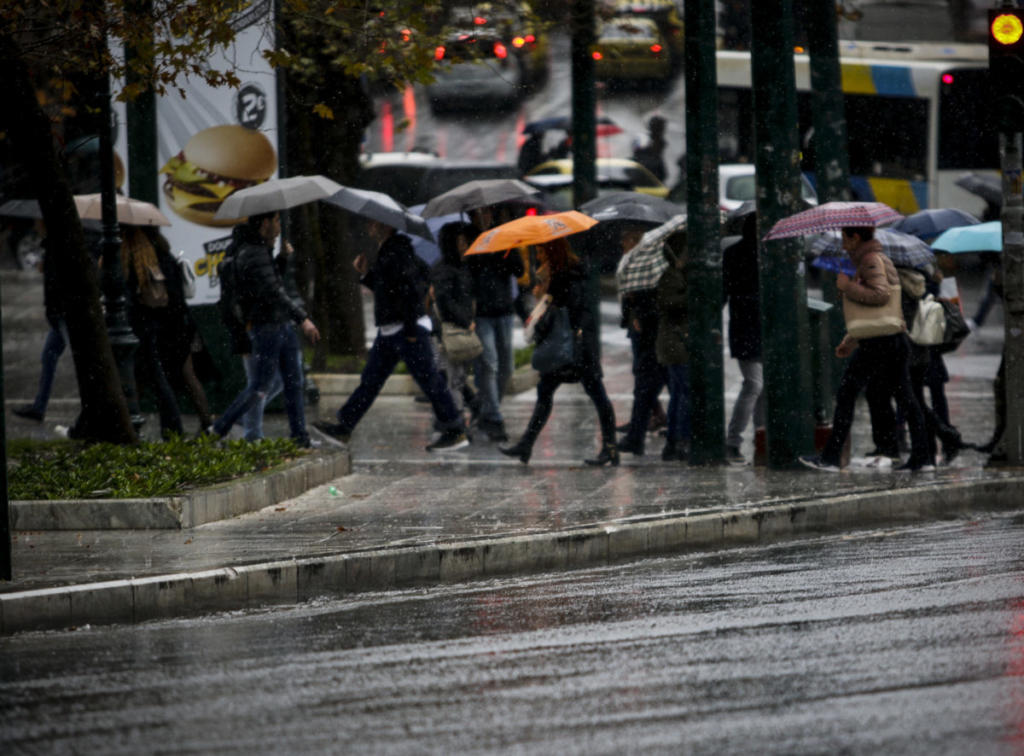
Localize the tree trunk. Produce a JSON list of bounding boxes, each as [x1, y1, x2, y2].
[[0, 32, 137, 444]]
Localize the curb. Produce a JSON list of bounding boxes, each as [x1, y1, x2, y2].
[[2, 475, 1020, 634], [10, 449, 351, 530]]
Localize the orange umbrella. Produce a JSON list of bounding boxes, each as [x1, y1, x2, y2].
[[466, 210, 598, 255]]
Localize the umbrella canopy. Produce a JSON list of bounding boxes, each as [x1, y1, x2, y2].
[[931, 220, 1002, 254], [723, 198, 815, 236], [811, 254, 855, 277], [73, 194, 171, 226], [891, 207, 980, 242], [763, 201, 902, 240], [466, 211, 598, 255], [954, 173, 1001, 206], [522, 115, 622, 136], [421, 179, 539, 218], [810, 228, 935, 270], [213, 174, 343, 221], [0, 198, 104, 231], [616, 213, 687, 295], [322, 186, 434, 241], [579, 191, 682, 226], [403, 205, 468, 266]]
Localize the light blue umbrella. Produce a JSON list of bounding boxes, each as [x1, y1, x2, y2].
[[930, 220, 1002, 254], [891, 207, 980, 242]]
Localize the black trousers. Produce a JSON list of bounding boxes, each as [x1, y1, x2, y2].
[[520, 367, 616, 451], [822, 333, 930, 466]]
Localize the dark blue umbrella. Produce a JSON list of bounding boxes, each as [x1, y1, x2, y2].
[[811, 254, 855, 277], [891, 207, 980, 242]]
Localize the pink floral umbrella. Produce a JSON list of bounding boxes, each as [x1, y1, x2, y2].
[[764, 201, 903, 241]]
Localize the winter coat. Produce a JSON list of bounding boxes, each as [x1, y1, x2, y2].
[[466, 249, 524, 318], [430, 260, 475, 328], [844, 239, 900, 308], [722, 232, 761, 361], [547, 264, 601, 379], [656, 247, 688, 366], [362, 231, 430, 337], [236, 238, 309, 328]]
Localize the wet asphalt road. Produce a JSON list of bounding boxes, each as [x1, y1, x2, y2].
[[2, 511, 1023, 754]]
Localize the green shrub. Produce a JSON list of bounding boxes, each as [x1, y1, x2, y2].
[[6, 435, 305, 500]]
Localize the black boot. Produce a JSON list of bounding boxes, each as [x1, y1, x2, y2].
[[617, 435, 644, 456], [499, 439, 532, 464], [585, 442, 620, 467]]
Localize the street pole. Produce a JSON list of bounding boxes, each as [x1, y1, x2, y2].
[[570, 0, 597, 208], [750, 0, 816, 467], [988, 3, 1024, 464], [805, 0, 853, 423], [97, 72, 144, 431], [684, 0, 725, 465], [0, 285, 9, 581]]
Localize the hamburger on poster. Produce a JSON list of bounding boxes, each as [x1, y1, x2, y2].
[[160, 124, 276, 227]]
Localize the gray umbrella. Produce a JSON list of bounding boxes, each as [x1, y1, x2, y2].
[[954, 173, 1001, 207], [213, 174, 344, 221], [421, 179, 539, 218], [322, 186, 434, 241], [579, 192, 682, 226]]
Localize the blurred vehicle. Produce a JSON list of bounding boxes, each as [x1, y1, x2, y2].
[[591, 17, 672, 82], [358, 152, 522, 207], [607, 0, 684, 64], [447, 1, 550, 86], [524, 173, 640, 212], [428, 30, 527, 112], [718, 163, 819, 212], [526, 158, 670, 199]]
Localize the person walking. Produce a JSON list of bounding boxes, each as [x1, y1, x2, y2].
[[500, 238, 618, 466], [656, 233, 691, 462], [800, 226, 932, 472], [466, 205, 524, 442], [315, 219, 468, 451], [722, 212, 764, 464], [207, 212, 319, 447], [430, 220, 477, 428]]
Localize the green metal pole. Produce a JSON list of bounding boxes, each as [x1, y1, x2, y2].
[[805, 0, 853, 422], [125, 0, 158, 205], [750, 0, 816, 467], [570, 0, 597, 207], [684, 0, 725, 465]]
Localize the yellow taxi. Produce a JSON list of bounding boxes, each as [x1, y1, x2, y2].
[[607, 0, 684, 61], [525, 158, 669, 199], [590, 17, 673, 82]]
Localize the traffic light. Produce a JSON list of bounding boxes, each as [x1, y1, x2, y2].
[[989, 8, 1024, 133]]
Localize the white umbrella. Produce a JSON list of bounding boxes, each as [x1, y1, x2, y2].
[[72, 194, 171, 226], [213, 174, 344, 221], [322, 186, 434, 241]]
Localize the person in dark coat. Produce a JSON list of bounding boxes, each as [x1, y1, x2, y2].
[[316, 219, 467, 451], [722, 212, 764, 464], [501, 238, 618, 466], [656, 234, 690, 461], [430, 221, 477, 424], [209, 212, 320, 446]]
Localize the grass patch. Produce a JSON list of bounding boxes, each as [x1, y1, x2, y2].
[[6, 435, 306, 500]]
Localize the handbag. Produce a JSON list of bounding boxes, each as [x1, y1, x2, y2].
[[530, 305, 575, 374], [842, 284, 904, 339], [440, 320, 484, 363], [936, 298, 970, 354], [908, 294, 946, 346]]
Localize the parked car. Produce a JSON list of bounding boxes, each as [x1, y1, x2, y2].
[[718, 163, 819, 211], [591, 17, 672, 82], [606, 0, 684, 64], [526, 157, 670, 199], [358, 152, 521, 207]]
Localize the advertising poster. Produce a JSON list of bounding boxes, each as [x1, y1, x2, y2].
[[155, 1, 278, 306]]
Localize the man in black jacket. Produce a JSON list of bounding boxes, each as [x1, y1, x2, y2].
[[316, 219, 468, 451], [210, 212, 320, 446]]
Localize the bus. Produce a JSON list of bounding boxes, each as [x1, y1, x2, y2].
[[715, 41, 998, 217]]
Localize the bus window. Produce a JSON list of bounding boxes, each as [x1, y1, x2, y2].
[[938, 68, 999, 171], [843, 93, 927, 180]]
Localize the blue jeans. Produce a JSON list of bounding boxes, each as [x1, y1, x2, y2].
[[474, 314, 514, 426], [622, 330, 667, 448], [666, 363, 691, 444], [241, 344, 302, 441], [214, 323, 307, 442], [727, 359, 764, 448], [336, 326, 461, 433], [30, 322, 67, 414]]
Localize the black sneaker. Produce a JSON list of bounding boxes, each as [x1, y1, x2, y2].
[[798, 454, 840, 473], [426, 429, 469, 452], [12, 405, 43, 422], [312, 421, 352, 445], [726, 445, 745, 464]]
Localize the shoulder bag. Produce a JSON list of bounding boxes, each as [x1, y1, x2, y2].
[[908, 294, 946, 346], [842, 283, 904, 339], [432, 302, 483, 363], [530, 305, 575, 374]]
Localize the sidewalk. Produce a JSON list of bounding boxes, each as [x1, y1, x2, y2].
[[2, 274, 1021, 634]]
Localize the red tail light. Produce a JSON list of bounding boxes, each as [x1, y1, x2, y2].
[[942, 73, 954, 84], [592, 51, 603, 60], [435, 46, 445, 61], [494, 42, 508, 59], [526, 207, 538, 216], [650, 44, 663, 54], [474, 15, 487, 25], [525, 34, 535, 44]]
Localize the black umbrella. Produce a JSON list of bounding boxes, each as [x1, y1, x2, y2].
[[579, 191, 682, 226], [955, 173, 1001, 206], [522, 115, 622, 136]]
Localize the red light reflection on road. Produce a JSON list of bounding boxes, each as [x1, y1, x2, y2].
[[1006, 600, 1024, 749], [380, 102, 394, 152], [403, 86, 417, 152]]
